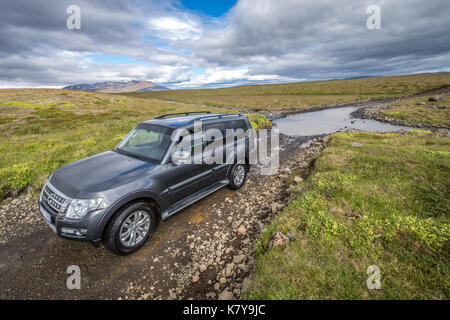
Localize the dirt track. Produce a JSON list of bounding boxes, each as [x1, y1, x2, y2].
[[0, 134, 327, 300]]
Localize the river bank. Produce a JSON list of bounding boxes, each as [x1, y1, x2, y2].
[[247, 130, 449, 300]]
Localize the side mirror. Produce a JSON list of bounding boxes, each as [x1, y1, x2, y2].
[[172, 150, 191, 164]]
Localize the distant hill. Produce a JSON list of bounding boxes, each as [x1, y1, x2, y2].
[[63, 80, 169, 93]]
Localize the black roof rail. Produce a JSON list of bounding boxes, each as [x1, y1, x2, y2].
[[195, 113, 243, 122], [154, 111, 211, 119]]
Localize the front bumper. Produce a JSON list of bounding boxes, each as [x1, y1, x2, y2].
[[39, 195, 105, 245]]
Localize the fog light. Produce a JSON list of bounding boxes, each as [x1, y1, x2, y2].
[[61, 227, 87, 236]]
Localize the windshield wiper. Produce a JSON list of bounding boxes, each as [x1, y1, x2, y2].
[[115, 148, 147, 162]]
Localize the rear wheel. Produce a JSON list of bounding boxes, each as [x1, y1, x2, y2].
[[227, 163, 247, 190], [104, 201, 157, 255]]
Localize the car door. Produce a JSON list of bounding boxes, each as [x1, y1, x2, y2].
[[226, 119, 249, 164], [203, 121, 230, 181], [165, 129, 213, 204]]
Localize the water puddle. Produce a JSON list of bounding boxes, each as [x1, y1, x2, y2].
[[273, 106, 413, 136]]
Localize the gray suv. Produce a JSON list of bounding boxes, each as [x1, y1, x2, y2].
[[39, 112, 254, 254]]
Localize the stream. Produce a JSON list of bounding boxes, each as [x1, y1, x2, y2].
[[273, 106, 413, 136]]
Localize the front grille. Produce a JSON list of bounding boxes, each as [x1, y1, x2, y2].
[[41, 182, 71, 214]]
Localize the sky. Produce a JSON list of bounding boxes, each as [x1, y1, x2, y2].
[[0, 0, 449, 89]]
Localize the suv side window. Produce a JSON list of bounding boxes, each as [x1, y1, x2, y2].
[[224, 119, 247, 142], [204, 122, 226, 145], [229, 119, 248, 131], [176, 129, 205, 157]]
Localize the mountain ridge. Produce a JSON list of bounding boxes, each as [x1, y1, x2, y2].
[[63, 80, 169, 93]]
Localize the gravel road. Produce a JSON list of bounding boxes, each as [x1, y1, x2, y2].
[[0, 134, 327, 300]]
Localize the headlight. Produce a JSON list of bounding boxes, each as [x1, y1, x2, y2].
[[65, 198, 105, 220]]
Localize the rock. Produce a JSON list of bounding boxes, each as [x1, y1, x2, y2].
[[286, 185, 297, 193], [237, 225, 246, 235], [286, 233, 296, 241], [218, 290, 234, 300], [271, 203, 283, 214], [416, 102, 426, 106], [293, 176, 303, 184], [351, 142, 362, 147], [237, 264, 249, 272], [256, 221, 265, 233], [199, 264, 207, 272], [232, 254, 246, 264], [241, 277, 251, 295], [299, 162, 309, 169], [206, 292, 216, 299], [329, 206, 344, 214], [214, 282, 220, 291], [192, 276, 199, 283], [428, 96, 439, 102], [225, 263, 234, 277], [345, 211, 363, 220], [268, 232, 290, 248], [219, 277, 227, 284]]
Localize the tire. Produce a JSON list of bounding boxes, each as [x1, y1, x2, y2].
[[104, 201, 157, 255], [227, 163, 247, 190]]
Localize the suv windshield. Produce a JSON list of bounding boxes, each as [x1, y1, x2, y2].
[[115, 124, 173, 162]]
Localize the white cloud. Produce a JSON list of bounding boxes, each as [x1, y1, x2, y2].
[[171, 67, 299, 88], [0, 47, 192, 87], [148, 16, 202, 40]]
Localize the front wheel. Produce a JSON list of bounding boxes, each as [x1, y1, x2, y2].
[[227, 163, 247, 190], [104, 201, 157, 255]]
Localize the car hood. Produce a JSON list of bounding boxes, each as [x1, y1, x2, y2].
[[50, 151, 157, 198]]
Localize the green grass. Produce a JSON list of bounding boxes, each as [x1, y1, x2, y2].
[[247, 113, 272, 129], [382, 95, 450, 128], [129, 73, 450, 111], [247, 131, 450, 299], [0, 89, 269, 199]]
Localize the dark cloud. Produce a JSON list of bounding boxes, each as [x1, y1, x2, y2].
[[0, 0, 198, 87], [186, 0, 450, 80], [0, 0, 449, 88]]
